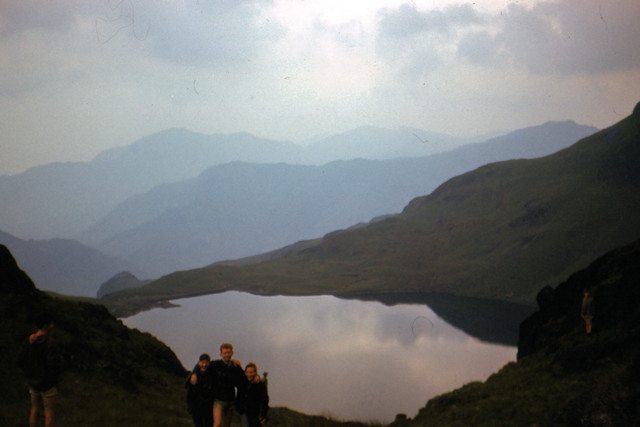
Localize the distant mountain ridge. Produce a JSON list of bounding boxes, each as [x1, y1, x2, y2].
[[0, 130, 304, 239], [103, 103, 640, 313], [0, 229, 146, 297], [0, 126, 476, 240], [80, 121, 596, 277], [0, 120, 596, 295]]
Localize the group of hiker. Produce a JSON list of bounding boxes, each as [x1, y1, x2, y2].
[[15, 313, 269, 427], [17, 286, 592, 426], [187, 343, 269, 427]]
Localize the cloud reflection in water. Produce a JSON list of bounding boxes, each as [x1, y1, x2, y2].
[[124, 291, 515, 422]]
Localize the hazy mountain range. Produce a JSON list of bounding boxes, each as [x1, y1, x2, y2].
[[103, 103, 640, 313], [0, 229, 143, 297], [0, 121, 596, 296], [78, 120, 597, 278], [0, 126, 472, 239]]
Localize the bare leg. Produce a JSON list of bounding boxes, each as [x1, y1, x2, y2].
[[213, 406, 223, 427], [222, 408, 233, 427], [43, 395, 55, 427], [29, 393, 40, 427]]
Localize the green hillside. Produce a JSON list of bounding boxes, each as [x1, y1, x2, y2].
[[0, 245, 191, 426], [0, 245, 378, 427], [409, 237, 640, 426], [105, 102, 640, 315], [4, 233, 639, 426]]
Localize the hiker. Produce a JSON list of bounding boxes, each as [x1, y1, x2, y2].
[[211, 343, 245, 427], [581, 288, 595, 334], [187, 354, 215, 427], [17, 312, 61, 427], [236, 363, 269, 427]]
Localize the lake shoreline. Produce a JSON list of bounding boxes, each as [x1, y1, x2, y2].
[[334, 291, 536, 346], [112, 288, 535, 346]]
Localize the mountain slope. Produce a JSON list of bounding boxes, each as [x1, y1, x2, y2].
[[302, 125, 469, 163], [0, 229, 147, 297], [0, 129, 303, 239], [0, 244, 190, 426], [0, 126, 470, 240], [83, 121, 595, 277], [103, 104, 640, 312], [0, 244, 386, 426], [409, 237, 640, 426]]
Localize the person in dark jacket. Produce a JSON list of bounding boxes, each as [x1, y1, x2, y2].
[[17, 312, 61, 427], [211, 343, 245, 427], [236, 363, 269, 427], [187, 354, 215, 427]]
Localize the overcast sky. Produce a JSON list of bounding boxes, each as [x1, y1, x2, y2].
[[1, 0, 639, 175]]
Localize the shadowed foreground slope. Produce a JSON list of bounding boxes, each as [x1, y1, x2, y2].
[[409, 238, 640, 426], [0, 245, 381, 427]]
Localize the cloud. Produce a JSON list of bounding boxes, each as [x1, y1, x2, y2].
[[457, 29, 507, 65], [0, 0, 639, 175], [132, 1, 285, 68], [375, 3, 483, 78], [377, 3, 481, 38], [0, 1, 80, 36], [458, 0, 640, 75]]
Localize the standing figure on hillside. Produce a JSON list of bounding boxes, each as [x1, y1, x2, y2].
[[211, 343, 245, 427], [17, 312, 61, 427], [581, 288, 595, 334], [236, 363, 269, 427], [187, 353, 215, 427]]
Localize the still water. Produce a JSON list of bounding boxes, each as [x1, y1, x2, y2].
[[123, 291, 515, 422]]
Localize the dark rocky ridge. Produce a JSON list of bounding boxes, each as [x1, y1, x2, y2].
[[410, 238, 640, 425], [518, 237, 640, 359], [0, 244, 186, 392]]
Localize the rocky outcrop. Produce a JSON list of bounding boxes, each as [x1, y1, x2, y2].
[[0, 244, 37, 294], [97, 271, 150, 298], [518, 237, 640, 359]]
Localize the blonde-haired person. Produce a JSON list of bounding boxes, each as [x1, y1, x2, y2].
[[211, 343, 245, 427]]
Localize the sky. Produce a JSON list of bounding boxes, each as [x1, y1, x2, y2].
[[1, 0, 639, 176]]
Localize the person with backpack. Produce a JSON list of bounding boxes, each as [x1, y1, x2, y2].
[[17, 312, 61, 427]]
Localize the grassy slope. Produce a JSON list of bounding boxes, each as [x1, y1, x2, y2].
[[0, 291, 192, 426], [4, 234, 639, 426], [0, 246, 379, 427], [104, 104, 640, 315], [409, 237, 640, 426]]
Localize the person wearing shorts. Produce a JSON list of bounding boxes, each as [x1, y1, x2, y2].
[[18, 312, 61, 427], [211, 343, 245, 427]]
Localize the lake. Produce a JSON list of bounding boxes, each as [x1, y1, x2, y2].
[[123, 291, 516, 422]]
